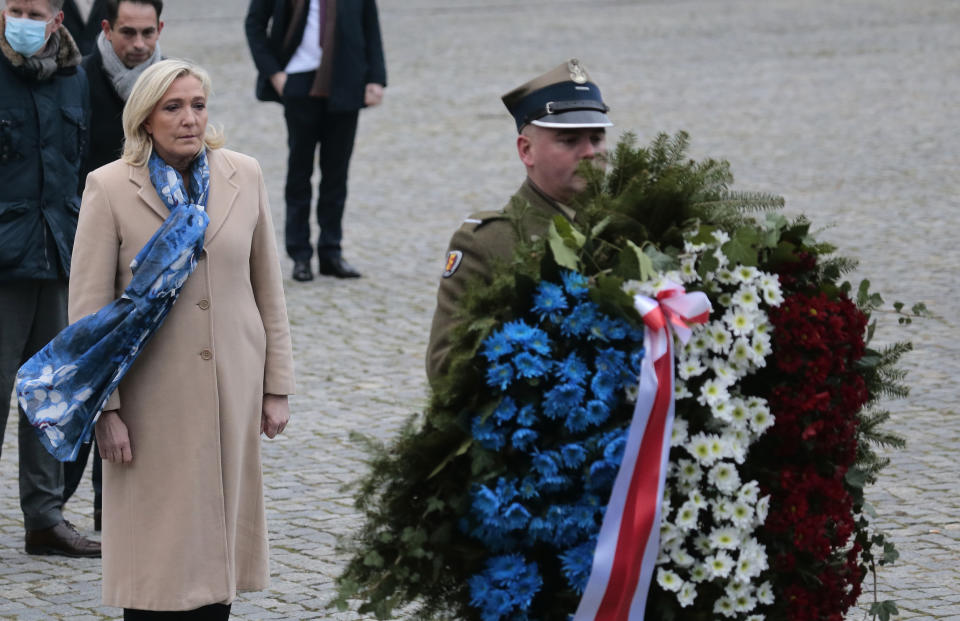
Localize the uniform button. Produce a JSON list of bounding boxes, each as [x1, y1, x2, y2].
[[200, 349, 213, 360], [198, 299, 210, 310]]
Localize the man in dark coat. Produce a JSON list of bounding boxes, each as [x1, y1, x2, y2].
[[61, 0, 107, 55], [0, 0, 99, 557], [426, 60, 612, 384], [245, 0, 387, 281], [64, 0, 164, 530]]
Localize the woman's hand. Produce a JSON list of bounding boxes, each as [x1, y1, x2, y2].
[[96, 410, 133, 464], [261, 394, 290, 439], [364, 83, 384, 107]]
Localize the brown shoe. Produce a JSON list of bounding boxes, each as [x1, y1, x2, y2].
[[25, 520, 101, 558]]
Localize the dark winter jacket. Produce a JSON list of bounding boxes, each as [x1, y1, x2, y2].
[[78, 45, 125, 193], [0, 28, 90, 282]]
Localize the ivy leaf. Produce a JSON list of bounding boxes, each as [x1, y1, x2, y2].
[[882, 541, 900, 565], [548, 217, 583, 271], [721, 227, 761, 266], [869, 600, 899, 621], [643, 242, 679, 273], [845, 466, 867, 490], [628, 240, 656, 281], [363, 550, 384, 568]]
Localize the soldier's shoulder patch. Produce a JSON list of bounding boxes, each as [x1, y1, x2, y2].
[[442, 250, 464, 278], [460, 210, 507, 231]]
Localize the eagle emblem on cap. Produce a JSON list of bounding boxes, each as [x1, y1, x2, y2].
[[568, 59, 588, 84]]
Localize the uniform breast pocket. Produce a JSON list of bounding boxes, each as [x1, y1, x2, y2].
[[60, 106, 86, 164], [0, 109, 25, 165]]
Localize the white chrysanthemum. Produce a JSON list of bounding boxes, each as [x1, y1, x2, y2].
[[725, 580, 749, 598], [686, 433, 716, 465], [674, 380, 693, 400], [678, 581, 697, 607], [745, 615, 765, 621], [723, 307, 757, 337], [754, 320, 772, 337], [657, 568, 683, 592], [730, 501, 754, 529], [670, 545, 696, 568], [751, 331, 773, 361], [713, 248, 729, 270], [708, 462, 742, 494], [712, 498, 735, 521], [710, 399, 733, 423], [694, 534, 713, 555], [726, 430, 748, 464], [688, 489, 707, 509], [736, 539, 769, 580], [685, 330, 711, 356], [728, 399, 751, 429], [679, 255, 698, 283], [734, 264, 759, 283], [712, 230, 731, 245], [689, 564, 709, 583], [678, 358, 707, 380], [732, 285, 761, 311], [677, 458, 702, 484], [717, 292, 733, 308], [756, 581, 775, 605], [677, 478, 697, 495], [675, 500, 700, 531], [709, 526, 740, 550], [705, 551, 735, 579], [715, 267, 736, 286], [707, 323, 733, 353], [737, 481, 760, 503], [670, 418, 689, 449], [755, 495, 771, 524], [710, 359, 740, 386], [750, 405, 775, 435], [624, 382, 638, 404], [698, 378, 731, 407], [733, 592, 758, 613], [684, 239, 708, 254], [660, 521, 681, 548], [714, 596, 738, 618], [761, 274, 784, 305]]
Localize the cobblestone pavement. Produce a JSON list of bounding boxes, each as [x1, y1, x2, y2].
[[2, 0, 958, 618]]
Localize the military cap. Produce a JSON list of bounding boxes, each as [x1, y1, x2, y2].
[[501, 58, 613, 133]]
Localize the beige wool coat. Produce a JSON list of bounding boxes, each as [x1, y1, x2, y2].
[[69, 148, 295, 610]]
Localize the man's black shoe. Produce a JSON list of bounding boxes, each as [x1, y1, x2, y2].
[[319, 257, 361, 279], [25, 520, 101, 558], [292, 260, 314, 282]]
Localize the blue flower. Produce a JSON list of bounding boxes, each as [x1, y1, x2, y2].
[[468, 554, 542, 621], [595, 347, 628, 378], [511, 428, 538, 452], [584, 400, 611, 427], [629, 346, 646, 375], [560, 443, 587, 468], [555, 352, 589, 386], [517, 476, 540, 500], [564, 406, 590, 433], [532, 281, 568, 319], [561, 302, 599, 337], [590, 317, 630, 341], [502, 320, 538, 346], [515, 404, 537, 427], [486, 362, 514, 391], [531, 451, 560, 478], [493, 397, 518, 424], [526, 328, 552, 356], [590, 371, 617, 402], [472, 416, 506, 451], [481, 330, 514, 362], [560, 539, 597, 594], [587, 459, 618, 491], [513, 352, 550, 379], [561, 270, 589, 298], [603, 433, 627, 463], [543, 383, 585, 419]]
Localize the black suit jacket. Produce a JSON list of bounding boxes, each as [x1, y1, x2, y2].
[[62, 0, 109, 56], [244, 0, 387, 112], [77, 46, 126, 194]]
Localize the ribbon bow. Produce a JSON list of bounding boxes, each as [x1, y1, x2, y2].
[[575, 280, 711, 621]]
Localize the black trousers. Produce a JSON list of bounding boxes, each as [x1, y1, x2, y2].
[[0, 279, 67, 530], [282, 94, 360, 263], [63, 437, 102, 512], [123, 603, 231, 620]]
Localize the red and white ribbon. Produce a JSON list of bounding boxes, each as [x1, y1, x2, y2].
[[574, 280, 711, 621]]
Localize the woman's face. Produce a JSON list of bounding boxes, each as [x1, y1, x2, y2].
[[143, 75, 207, 171]]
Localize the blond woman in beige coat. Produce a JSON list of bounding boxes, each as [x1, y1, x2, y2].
[[69, 60, 295, 619]]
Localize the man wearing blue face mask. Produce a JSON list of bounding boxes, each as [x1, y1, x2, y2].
[[0, 0, 98, 557]]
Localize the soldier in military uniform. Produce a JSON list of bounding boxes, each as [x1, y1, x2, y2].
[[426, 59, 613, 383]]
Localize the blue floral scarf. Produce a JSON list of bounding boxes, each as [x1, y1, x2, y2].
[[15, 150, 211, 461]]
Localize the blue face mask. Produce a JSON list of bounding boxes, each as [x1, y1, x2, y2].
[[4, 14, 52, 57]]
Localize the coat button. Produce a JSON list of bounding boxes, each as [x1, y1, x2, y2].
[[198, 299, 210, 310], [200, 349, 213, 360]]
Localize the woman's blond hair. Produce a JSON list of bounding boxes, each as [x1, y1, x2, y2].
[[121, 59, 225, 167]]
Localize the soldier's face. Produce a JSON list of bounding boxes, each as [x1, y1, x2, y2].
[[518, 126, 606, 204]]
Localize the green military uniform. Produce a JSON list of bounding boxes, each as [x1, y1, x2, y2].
[[425, 179, 576, 383]]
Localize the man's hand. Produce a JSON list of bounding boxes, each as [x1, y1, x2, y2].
[[261, 394, 290, 438], [96, 410, 133, 464], [364, 83, 384, 107], [270, 71, 288, 96]]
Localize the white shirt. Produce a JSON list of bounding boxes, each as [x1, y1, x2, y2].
[[284, 0, 324, 74], [73, 0, 96, 23]]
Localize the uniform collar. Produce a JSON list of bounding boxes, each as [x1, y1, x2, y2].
[[519, 177, 577, 223]]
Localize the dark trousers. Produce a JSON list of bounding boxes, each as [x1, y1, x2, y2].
[[63, 436, 102, 512], [282, 94, 359, 262], [0, 279, 67, 530], [123, 603, 231, 620]]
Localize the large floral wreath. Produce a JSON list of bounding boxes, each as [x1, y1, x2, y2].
[[332, 133, 909, 620]]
